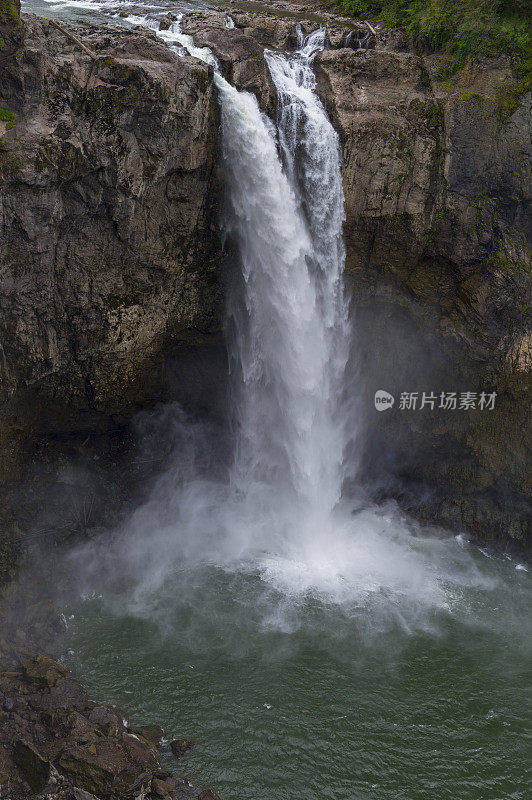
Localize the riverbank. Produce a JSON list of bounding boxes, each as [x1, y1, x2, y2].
[[0, 589, 220, 800]]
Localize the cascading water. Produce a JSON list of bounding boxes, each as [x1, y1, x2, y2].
[[224, 27, 349, 556], [76, 16, 502, 610]]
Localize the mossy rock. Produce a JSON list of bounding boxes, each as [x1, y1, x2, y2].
[[0, 106, 16, 130], [0, 0, 21, 27]]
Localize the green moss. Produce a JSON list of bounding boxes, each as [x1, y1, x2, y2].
[[332, 1, 532, 99], [0, 36, 5, 49], [455, 90, 483, 107], [425, 101, 442, 127], [0, 106, 16, 130], [493, 73, 532, 120], [0, 0, 21, 26], [484, 248, 531, 275]]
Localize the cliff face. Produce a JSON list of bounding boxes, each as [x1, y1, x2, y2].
[[0, 13, 222, 487], [314, 45, 531, 549], [0, 7, 530, 552]]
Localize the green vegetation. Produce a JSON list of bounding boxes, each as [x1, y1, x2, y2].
[[0, 0, 21, 26], [0, 106, 16, 129], [488, 247, 531, 275], [332, 1, 531, 83]]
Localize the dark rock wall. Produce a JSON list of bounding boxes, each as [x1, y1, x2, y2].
[[315, 47, 531, 550], [0, 16, 223, 488]]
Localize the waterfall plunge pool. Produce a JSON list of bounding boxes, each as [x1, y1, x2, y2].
[[62, 547, 530, 800]]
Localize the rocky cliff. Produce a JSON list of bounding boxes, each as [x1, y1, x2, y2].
[[0, 7, 223, 491], [314, 40, 531, 550], [0, 2, 530, 557]]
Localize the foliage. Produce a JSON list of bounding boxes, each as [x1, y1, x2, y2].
[[0, 106, 16, 129], [0, 0, 21, 26], [332, 0, 531, 81]]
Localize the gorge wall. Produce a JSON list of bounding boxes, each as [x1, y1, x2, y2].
[[0, 2, 530, 555], [0, 6, 224, 490]]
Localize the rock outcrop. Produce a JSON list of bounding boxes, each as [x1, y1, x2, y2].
[[0, 10, 223, 489], [181, 5, 531, 550], [314, 45, 531, 550], [0, 645, 219, 799]]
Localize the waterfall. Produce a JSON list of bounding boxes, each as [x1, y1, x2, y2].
[[223, 28, 349, 551], [91, 16, 479, 613]]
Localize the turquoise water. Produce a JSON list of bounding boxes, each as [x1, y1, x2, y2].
[[63, 549, 531, 800]]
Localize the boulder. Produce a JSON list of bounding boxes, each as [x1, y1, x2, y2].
[[181, 12, 277, 114], [13, 739, 51, 792], [128, 723, 165, 747], [57, 735, 158, 798], [170, 738, 195, 758], [22, 653, 68, 688], [89, 705, 126, 737]]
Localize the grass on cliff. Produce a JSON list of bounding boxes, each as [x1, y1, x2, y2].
[[0, 0, 21, 26], [332, 0, 531, 82]]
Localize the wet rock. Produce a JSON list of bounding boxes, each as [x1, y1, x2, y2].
[[170, 739, 195, 759], [22, 654, 68, 688], [90, 705, 126, 737], [314, 46, 531, 549], [13, 739, 51, 792], [198, 790, 223, 800], [47, 679, 90, 712], [0, 637, 214, 799], [152, 776, 176, 797], [57, 736, 157, 797], [159, 14, 177, 31], [0, 13, 222, 492], [128, 723, 165, 747], [181, 12, 277, 114]]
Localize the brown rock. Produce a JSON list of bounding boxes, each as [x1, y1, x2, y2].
[[13, 739, 51, 793], [181, 12, 277, 113], [89, 705, 126, 737], [128, 722, 165, 746], [22, 653, 68, 688], [151, 776, 175, 797], [57, 735, 158, 797], [314, 46, 531, 549], [0, 14, 222, 491], [170, 738, 195, 758]]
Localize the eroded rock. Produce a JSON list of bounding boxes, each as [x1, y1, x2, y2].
[[315, 45, 531, 548], [170, 738, 195, 758], [0, 636, 211, 799], [0, 14, 222, 489], [22, 654, 68, 688]]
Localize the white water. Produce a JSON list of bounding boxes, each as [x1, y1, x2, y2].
[[225, 28, 349, 557]]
